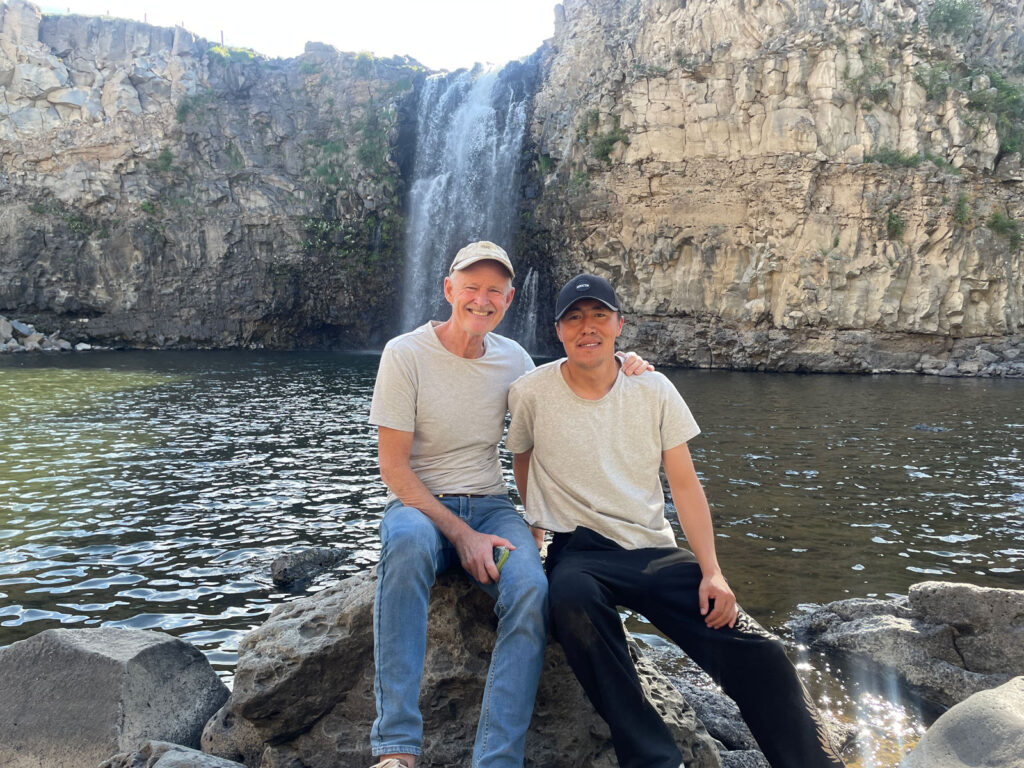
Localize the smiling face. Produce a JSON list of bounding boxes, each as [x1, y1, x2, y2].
[[443, 259, 515, 337], [555, 298, 624, 369]]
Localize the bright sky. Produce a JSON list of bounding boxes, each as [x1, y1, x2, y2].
[[36, 1, 559, 71]]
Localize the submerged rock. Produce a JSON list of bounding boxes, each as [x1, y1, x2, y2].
[[900, 676, 1024, 768], [0, 627, 229, 768], [203, 570, 721, 768], [790, 581, 1024, 710], [270, 546, 346, 588]]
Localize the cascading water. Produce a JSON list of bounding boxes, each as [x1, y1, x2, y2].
[[400, 63, 541, 350]]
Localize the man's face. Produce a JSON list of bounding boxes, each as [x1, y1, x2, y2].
[[443, 260, 515, 336], [555, 298, 624, 368]]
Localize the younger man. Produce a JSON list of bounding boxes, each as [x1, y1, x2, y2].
[[506, 273, 846, 768]]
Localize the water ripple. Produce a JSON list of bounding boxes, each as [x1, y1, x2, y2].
[[1, 354, 1022, 721]]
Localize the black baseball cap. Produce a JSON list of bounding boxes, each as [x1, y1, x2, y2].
[[554, 273, 620, 320]]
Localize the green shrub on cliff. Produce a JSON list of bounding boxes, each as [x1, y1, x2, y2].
[[300, 213, 401, 267], [966, 70, 1024, 156], [915, 61, 963, 102], [986, 211, 1022, 248], [886, 210, 906, 240], [208, 44, 257, 63], [866, 147, 922, 167], [355, 51, 376, 77], [631, 63, 669, 79], [156, 148, 174, 172], [592, 117, 630, 164], [568, 170, 590, 196], [929, 0, 978, 39], [954, 193, 971, 225], [175, 89, 215, 123]]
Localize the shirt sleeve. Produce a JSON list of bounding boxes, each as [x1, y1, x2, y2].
[[505, 379, 534, 454], [521, 346, 536, 375], [368, 345, 417, 432], [659, 376, 701, 450]]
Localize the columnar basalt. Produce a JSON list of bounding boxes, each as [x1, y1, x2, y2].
[[0, 0, 418, 349], [524, 0, 1024, 374], [2, 0, 1024, 372]]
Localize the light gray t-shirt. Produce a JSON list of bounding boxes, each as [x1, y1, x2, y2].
[[369, 322, 534, 501], [506, 359, 700, 550]]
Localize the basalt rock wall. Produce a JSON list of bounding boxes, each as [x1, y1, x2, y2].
[[523, 0, 1024, 373], [3, 0, 1024, 371], [0, 0, 418, 349]]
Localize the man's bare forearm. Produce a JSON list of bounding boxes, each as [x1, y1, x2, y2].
[[662, 444, 722, 577], [381, 461, 474, 546]]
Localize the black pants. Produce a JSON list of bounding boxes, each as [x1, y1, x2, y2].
[[547, 527, 846, 768]]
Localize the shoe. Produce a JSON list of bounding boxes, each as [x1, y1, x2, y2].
[[369, 760, 409, 768]]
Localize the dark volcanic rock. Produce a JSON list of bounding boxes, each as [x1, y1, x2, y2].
[[270, 546, 347, 588], [203, 570, 722, 768], [791, 581, 1024, 710], [0, 628, 228, 768]]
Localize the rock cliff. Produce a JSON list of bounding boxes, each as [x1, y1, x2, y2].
[[2, 0, 1024, 372], [0, 0, 416, 348], [523, 0, 1024, 373]]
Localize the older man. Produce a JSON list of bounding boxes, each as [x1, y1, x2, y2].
[[367, 244, 650, 768], [507, 273, 847, 768]]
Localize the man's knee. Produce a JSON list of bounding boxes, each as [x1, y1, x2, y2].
[[548, 565, 608, 640], [508, 561, 548, 607]]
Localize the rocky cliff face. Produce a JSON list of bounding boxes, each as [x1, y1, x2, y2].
[[524, 0, 1024, 373], [0, 0, 416, 348], [2, 0, 1023, 372]]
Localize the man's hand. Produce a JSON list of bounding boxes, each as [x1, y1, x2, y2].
[[452, 528, 516, 585], [699, 571, 737, 629], [619, 350, 655, 376]]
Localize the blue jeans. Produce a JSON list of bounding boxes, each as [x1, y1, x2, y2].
[[371, 494, 548, 767]]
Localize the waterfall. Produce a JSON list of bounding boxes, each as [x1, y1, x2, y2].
[[512, 267, 540, 353], [400, 64, 539, 348]]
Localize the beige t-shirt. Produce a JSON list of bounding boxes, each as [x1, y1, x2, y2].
[[506, 360, 700, 550], [369, 322, 534, 501]]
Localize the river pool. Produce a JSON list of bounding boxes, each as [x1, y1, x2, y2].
[[1, 350, 1021, 766]]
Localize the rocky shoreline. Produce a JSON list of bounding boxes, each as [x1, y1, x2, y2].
[[0, 314, 88, 354], [2, 309, 1021, 378], [1, 574, 1021, 768]]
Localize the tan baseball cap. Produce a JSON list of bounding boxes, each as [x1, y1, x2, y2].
[[449, 241, 515, 279]]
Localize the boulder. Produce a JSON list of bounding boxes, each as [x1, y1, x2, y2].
[[900, 677, 1024, 768], [720, 751, 771, 768], [100, 741, 245, 768], [674, 677, 759, 752], [791, 582, 1024, 709], [269, 546, 346, 588], [0, 628, 229, 768], [203, 570, 721, 768]]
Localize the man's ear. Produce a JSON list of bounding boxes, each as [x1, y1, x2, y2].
[[615, 314, 624, 337], [554, 321, 563, 343], [443, 276, 455, 305], [504, 286, 515, 308]]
